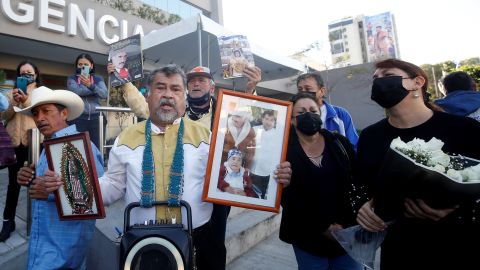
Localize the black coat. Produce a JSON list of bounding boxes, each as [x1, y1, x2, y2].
[[279, 128, 357, 257]]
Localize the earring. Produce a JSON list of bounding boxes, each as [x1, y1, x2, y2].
[[413, 90, 420, 98]]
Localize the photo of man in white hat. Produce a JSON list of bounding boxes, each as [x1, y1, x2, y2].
[[15, 86, 104, 270]]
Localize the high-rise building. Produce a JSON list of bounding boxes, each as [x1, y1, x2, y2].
[[328, 11, 400, 68]]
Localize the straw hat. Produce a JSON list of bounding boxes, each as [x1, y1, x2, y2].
[[14, 86, 84, 121]]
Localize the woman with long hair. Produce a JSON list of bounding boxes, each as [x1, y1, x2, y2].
[[279, 92, 362, 270], [356, 59, 480, 269], [1, 60, 42, 241]]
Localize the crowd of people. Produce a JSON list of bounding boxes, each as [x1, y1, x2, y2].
[[0, 53, 479, 270]]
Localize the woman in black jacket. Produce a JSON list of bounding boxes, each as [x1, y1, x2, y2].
[[279, 93, 362, 270]]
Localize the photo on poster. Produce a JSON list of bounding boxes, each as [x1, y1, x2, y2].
[[218, 35, 255, 79], [44, 132, 105, 220], [107, 34, 144, 89], [363, 12, 398, 62], [202, 90, 292, 213]]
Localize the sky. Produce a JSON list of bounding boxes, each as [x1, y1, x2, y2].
[[222, 0, 479, 67]]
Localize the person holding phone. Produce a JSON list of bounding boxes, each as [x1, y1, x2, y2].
[[0, 60, 41, 242], [66, 53, 108, 148]]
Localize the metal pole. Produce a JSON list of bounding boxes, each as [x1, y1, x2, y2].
[[99, 112, 104, 161], [197, 15, 202, 66], [27, 128, 41, 236], [432, 67, 439, 98]]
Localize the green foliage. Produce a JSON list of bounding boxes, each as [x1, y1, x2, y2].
[[168, 14, 181, 25], [96, 0, 181, 26], [441, 61, 456, 73], [421, 58, 480, 98], [457, 65, 480, 84], [459, 57, 480, 66], [97, 0, 134, 12]]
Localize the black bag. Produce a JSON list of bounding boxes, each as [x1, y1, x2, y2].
[[0, 122, 16, 169], [120, 201, 194, 270]]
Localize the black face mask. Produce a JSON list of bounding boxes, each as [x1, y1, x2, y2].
[[371, 76, 409, 109], [295, 112, 322, 136], [21, 74, 35, 85], [187, 92, 210, 107]]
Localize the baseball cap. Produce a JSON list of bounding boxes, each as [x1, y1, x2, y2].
[[187, 66, 213, 81]]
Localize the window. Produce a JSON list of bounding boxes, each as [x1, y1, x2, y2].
[[329, 30, 343, 41], [331, 43, 344, 54]]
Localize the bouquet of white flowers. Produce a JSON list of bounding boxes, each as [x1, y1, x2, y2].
[[373, 137, 480, 220], [333, 137, 480, 269]]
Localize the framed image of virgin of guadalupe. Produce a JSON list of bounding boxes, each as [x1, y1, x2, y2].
[[202, 89, 292, 213], [44, 132, 105, 220]]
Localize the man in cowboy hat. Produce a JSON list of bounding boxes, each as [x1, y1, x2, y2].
[[15, 86, 104, 270]]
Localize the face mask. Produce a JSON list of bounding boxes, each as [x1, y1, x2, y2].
[[187, 92, 210, 107], [371, 76, 409, 108], [295, 112, 322, 136], [21, 73, 35, 85]]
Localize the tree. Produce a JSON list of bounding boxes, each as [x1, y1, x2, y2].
[[441, 61, 456, 73], [459, 57, 480, 66], [457, 65, 480, 84], [97, 0, 134, 12], [96, 1, 181, 26], [420, 63, 443, 98]]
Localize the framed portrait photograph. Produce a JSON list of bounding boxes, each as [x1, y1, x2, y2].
[[202, 89, 292, 212], [44, 132, 105, 220]]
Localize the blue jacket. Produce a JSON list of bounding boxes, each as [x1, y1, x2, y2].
[[323, 101, 359, 150], [67, 74, 108, 120], [435, 90, 480, 117]]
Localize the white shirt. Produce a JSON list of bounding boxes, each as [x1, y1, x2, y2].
[[251, 126, 282, 176], [99, 119, 212, 229]]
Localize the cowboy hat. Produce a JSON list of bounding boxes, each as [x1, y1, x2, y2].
[[14, 86, 84, 121]]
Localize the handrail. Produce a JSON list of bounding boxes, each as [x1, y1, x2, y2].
[[96, 106, 134, 113]]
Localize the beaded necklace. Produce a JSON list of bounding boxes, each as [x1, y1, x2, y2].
[[141, 118, 185, 207]]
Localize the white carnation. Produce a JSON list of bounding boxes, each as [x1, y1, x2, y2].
[[424, 137, 444, 152], [407, 138, 426, 152], [390, 137, 409, 150], [469, 164, 480, 175], [460, 164, 480, 182], [446, 169, 463, 182], [432, 164, 446, 173], [460, 168, 478, 182], [394, 137, 480, 183], [428, 150, 450, 167]]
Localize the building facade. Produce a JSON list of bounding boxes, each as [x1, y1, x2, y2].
[[328, 11, 400, 68], [0, 0, 223, 89]]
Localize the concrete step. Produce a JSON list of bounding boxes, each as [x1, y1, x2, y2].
[[227, 206, 248, 220], [227, 229, 297, 270], [225, 208, 282, 264]]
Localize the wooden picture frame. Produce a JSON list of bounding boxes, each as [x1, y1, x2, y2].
[[44, 132, 105, 220], [202, 89, 292, 213]]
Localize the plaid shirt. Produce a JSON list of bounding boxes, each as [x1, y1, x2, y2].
[[27, 125, 104, 270]]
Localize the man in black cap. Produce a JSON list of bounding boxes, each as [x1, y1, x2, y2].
[[117, 65, 262, 266]]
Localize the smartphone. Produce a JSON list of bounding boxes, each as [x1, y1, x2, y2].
[[16, 76, 28, 94], [81, 66, 90, 78]]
